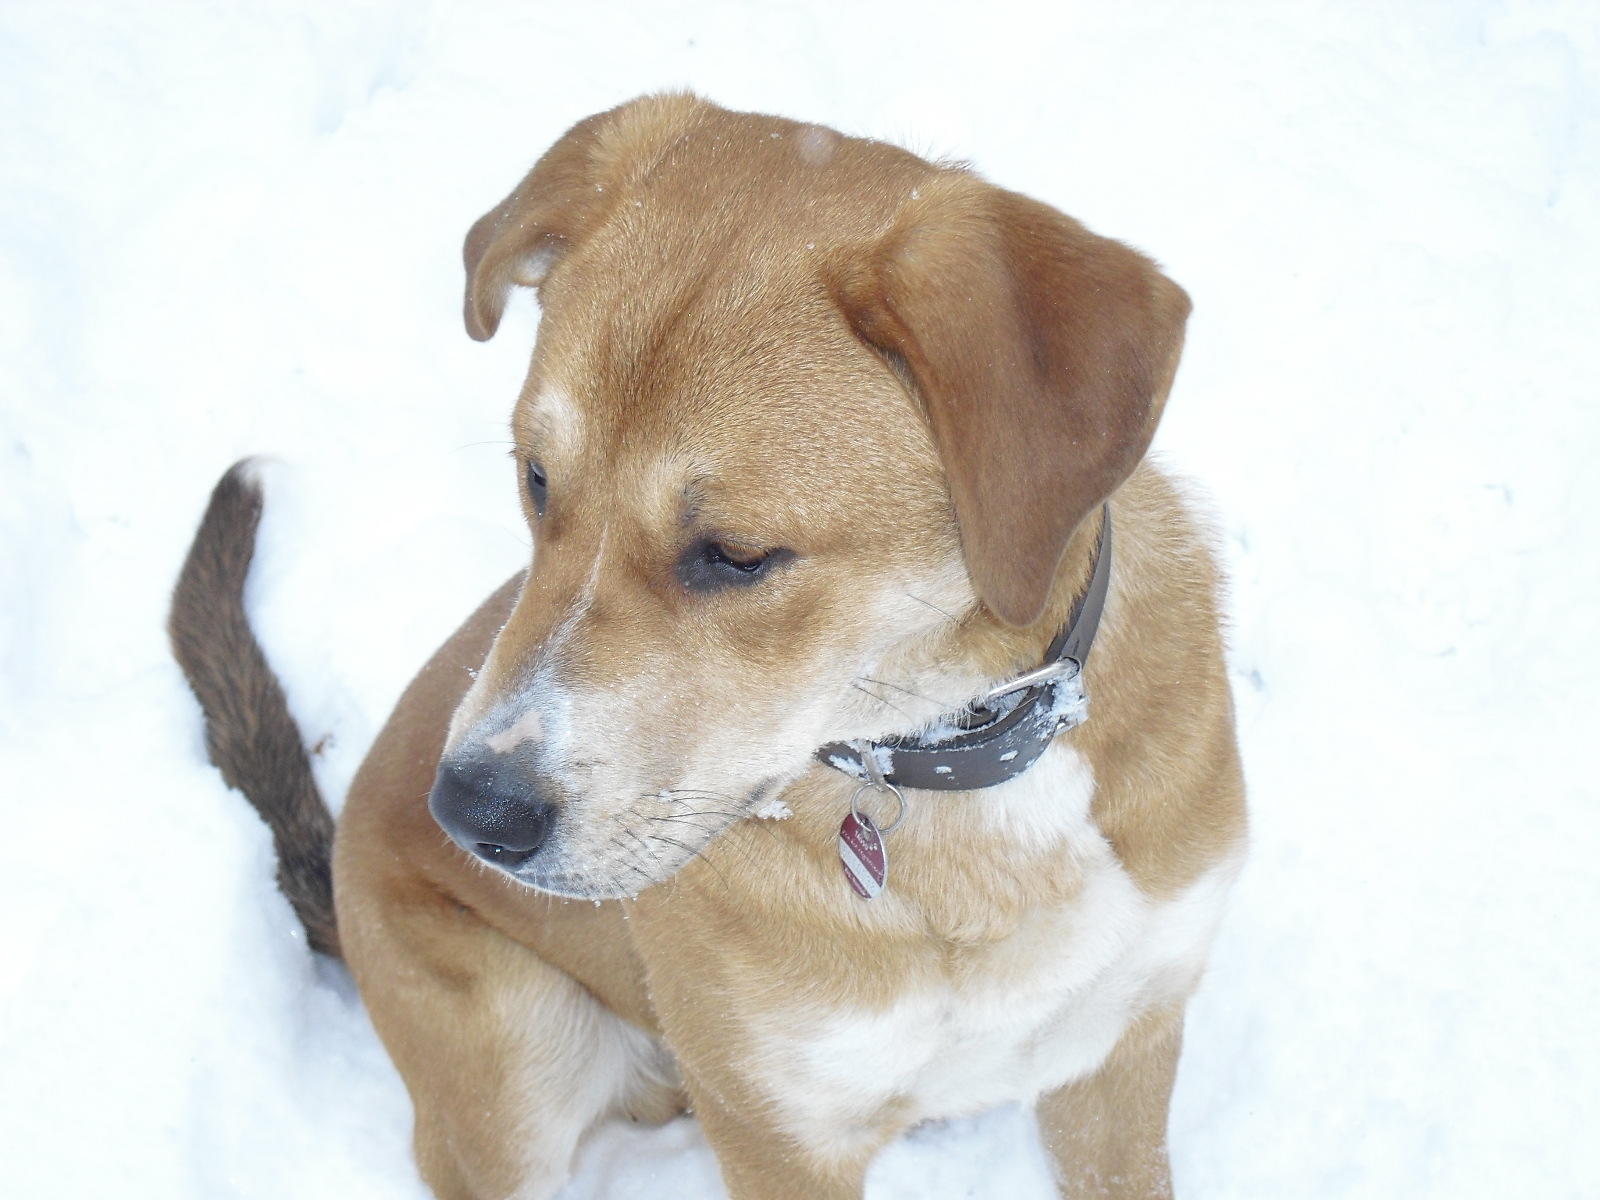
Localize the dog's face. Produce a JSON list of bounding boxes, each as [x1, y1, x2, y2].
[[436, 184, 982, 898], [428, 95, 1190, 898]]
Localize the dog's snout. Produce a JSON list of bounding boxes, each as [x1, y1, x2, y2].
[[428, 755, 555, 870]]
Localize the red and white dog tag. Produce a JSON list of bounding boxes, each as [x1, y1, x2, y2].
[[838, 810, 888, 899]]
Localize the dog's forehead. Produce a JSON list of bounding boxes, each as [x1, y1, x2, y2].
[[518, 302, 932, 533], [539, 254, 861, 423], [517, 356, 932, 542], [520, 288, 880, 444]]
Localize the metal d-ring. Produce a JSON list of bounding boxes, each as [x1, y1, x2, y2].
[[850, 780, 907, 835], [851, 741, 908, 835]]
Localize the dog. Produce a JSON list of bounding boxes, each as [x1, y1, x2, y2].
[[170, 93, 1246, 1200]]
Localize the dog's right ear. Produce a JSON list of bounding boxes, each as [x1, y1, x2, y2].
[[831, 175, 1190, 628], [462, 110, 618, 342]]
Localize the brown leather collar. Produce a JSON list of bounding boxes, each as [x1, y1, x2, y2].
[[815, 505, 1112, 792]]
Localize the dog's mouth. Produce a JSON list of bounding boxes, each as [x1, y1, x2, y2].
[[435, 766, 787, 900]]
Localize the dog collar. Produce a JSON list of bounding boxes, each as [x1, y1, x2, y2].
[[816, 505, 1111, 793]]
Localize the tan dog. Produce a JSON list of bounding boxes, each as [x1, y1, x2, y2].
[[170, 93, 1245, 1200]]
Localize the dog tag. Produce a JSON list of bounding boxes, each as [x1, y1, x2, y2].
[[838, 811, 887, 899]]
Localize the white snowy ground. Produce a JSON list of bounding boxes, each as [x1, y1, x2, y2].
[[2, 2, 1597, 1197]]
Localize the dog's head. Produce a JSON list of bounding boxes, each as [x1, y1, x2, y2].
[[428, 95, 1189, 898]]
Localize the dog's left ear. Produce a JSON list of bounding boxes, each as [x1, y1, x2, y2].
[[833, 177, 1190, 627], [461, 108, 621, 341]]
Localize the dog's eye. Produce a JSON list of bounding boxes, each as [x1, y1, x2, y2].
[[524, 460, 548, 518], [678, 538, 793, 593], [709, 541, 767, 570]]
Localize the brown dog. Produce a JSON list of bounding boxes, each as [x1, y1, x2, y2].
[[171, 93, 1245, 1200]]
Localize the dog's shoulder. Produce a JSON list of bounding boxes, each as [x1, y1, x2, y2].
[[1081, 461, 1248, 897]]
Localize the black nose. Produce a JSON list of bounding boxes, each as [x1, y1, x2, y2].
[[428, 753, 556, 870]]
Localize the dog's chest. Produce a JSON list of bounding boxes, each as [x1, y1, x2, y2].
[[741, 764, 1235, 1154]]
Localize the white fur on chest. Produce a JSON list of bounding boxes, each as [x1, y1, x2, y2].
[[746, 748, 1239, 1159]]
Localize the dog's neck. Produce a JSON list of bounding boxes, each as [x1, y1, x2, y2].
[[816, 505, 1112, 794]]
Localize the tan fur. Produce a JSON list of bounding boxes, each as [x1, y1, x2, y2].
[[334, 94, 1245, 1200]]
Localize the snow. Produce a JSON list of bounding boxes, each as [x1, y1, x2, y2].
[[752, 799, 793, 821], [2, 2, 1597, 1198]]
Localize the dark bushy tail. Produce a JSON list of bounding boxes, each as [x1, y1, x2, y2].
[[168, 462, 340, 958]]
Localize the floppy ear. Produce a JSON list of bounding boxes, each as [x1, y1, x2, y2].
[[462, 109, 619, 341], [834, 178, 1191, 627]]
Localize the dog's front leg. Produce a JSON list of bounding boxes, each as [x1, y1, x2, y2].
[[1035, 1001, 1185, 1199], [677, 1063, 879, 1200], [340, 882, 669, 1200], [631, 904, 886, 1200]]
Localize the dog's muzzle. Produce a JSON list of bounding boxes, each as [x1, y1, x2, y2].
[[428, 750, 556, 869]]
